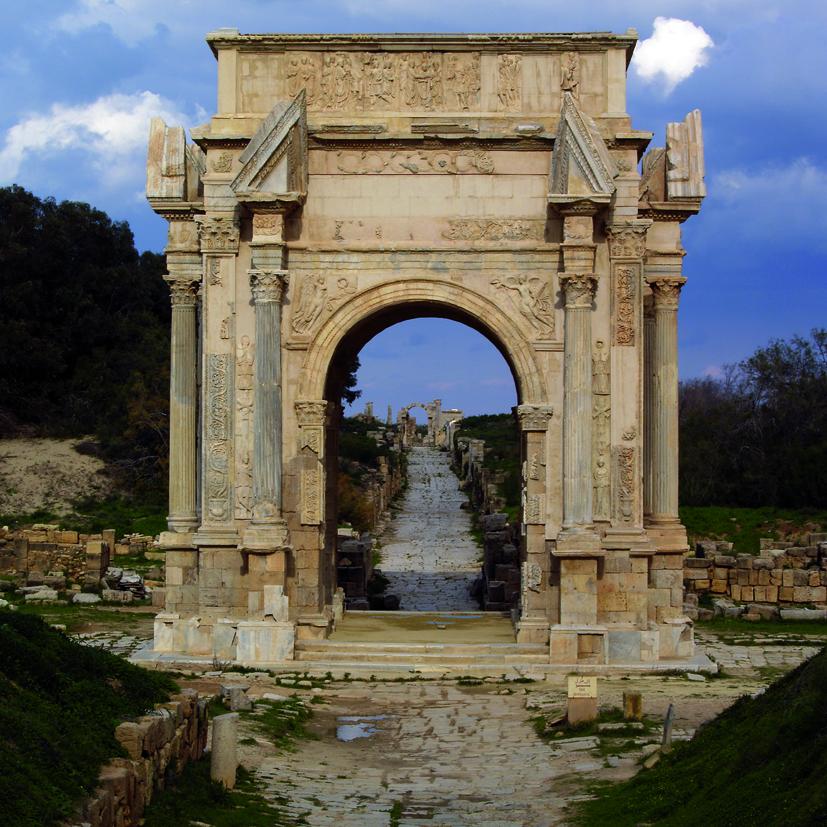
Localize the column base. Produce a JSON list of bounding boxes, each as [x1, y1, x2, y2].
[[602, 527, 655, 555], [158, 531, 195, 550], [241, 519, 289, 552], [296, 613, 333, 641], [192, 526, 241, 547], [516, 618, 550, 645], [645, 519, 689, 552], [555, 528, 604, 556]]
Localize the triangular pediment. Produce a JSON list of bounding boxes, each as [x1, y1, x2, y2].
[[231, 91, 308, 202], [549, 92, 616, 203]]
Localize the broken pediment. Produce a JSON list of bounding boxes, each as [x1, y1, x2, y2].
[[549, 91, 616, 207], [639, 109, 705, 218], [231, 91, 308, 206], [146, 118, 204, 208]]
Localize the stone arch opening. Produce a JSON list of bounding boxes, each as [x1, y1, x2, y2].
[[304, 286, 535, 618]]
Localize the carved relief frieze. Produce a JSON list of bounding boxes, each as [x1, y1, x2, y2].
[[401, 52, 444, 109], [196, 216, 240, 253], [525, 494, 542, 525], [522, 561, 542, 592], [166, 220, 199, 253], [286, 53, 321, 99], [497, 54, 522, 111], [219, 317, 230, 339], [290, 274, 356, 336], [234, 336, 254, 519], [491, 274, 554, 339], [335, 149, 494, 175], [210, 151, 233, 173], [301, 467, 323, 525], [560, 52, 580, 100], [563, 215, 592, 243], [445, 53, 481, 110], [614, 265, 637, 346], [295, 400, 328, 458], [252, 212, 284, 241], [616, 445, 635, 524], [443, 219, 542, 242], [207, 258, 222, 287], [206, 354, 232, 522], [592, 339, 611, 522]]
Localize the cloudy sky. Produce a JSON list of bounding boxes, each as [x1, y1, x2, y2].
[[2, 1, 825, 417]]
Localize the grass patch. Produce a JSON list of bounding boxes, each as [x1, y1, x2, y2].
[[242, 696, 314, 750], [0, 494, 167, 539], [680, 505, 827, 554], [0, 610, 176, 827], [571, 647, 827, 826], [12, 600, 147, 633], [143, 761, 296, 826], [698, 617, 827, 642]]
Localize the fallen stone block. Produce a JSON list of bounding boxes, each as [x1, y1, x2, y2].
[[73, 592, 101, 605]]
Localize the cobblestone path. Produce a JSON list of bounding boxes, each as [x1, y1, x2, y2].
[[378, 447, 480, 611]]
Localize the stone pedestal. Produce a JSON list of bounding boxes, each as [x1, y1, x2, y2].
[[236, 619, 295, 665]]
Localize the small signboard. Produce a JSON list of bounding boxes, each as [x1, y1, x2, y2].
[[567, 675, 598, 699]]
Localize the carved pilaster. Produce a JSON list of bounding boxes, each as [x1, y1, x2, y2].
[[592, 340, 611, 523], [295, 400, 332, 525]]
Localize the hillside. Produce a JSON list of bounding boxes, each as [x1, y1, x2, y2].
[[574, 646, 827, 825], [0, 610, 175, 827]]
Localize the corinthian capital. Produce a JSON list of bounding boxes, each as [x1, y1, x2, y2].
[[560, 273, 597, 309], [195, 215, 239, 253], [166, 278, 200, 307], [606, 222, 650, 259], [649, 276, 686, 310], [295, 400, 332, 427], [516, 404, 554, 431], [250, 269, 289, 304]]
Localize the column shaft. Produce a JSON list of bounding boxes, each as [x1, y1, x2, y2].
[[168, 282, 198, 531], [253, 297, 282, 511], [643, 309, 655, 517], [650, 279, 684, 522]]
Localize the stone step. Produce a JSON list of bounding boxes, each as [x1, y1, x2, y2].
[[294, 651, 550, 664], [295, 641, 548, 664], [297, 640, 545, 655]]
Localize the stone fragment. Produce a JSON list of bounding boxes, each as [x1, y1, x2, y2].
[[73, 592, 101, 604], [210, 713, 239, 789]]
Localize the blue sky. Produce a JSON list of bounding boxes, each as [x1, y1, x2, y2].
[[2, 1, 825, 417]]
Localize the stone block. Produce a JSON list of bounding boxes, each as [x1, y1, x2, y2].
[[604, 555, 632, 574], [651, 570, 681, 590], [711, 579, 727, 594], [567, 697, 597, 726], [780, 586, 794, 602], [683, 568, 710, 580], [730, 584, 742, 602], [651, 554, 684, 570], [740, 586, 754, 601], [607, 630, 640, 663], [793, 569, 809, 587], [809, 570, 822, 587], [684, 557, 709, 569], [236, 620, 295, 665], [695, 579, 711, 590], [713, 555, 736, 568]]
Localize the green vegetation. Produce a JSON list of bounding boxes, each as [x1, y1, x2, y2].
[[697, 616, 827, 644], [0, 186, 170, 493], [680, 329, 826, 509], [143, 762, 295, 827], [241, 696, 314, 750], [456, 413, 520, 520], [0, 610, 176, 827], [573, 646, 827, 826], [681, 505, 827, 554], [0, 493, 167, 538]]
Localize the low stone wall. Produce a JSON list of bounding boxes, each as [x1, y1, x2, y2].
[[0, 525, 157, 588], [452, 437, 505, 514], [74, 689, 209, 827], [683, 535, 827, 619]]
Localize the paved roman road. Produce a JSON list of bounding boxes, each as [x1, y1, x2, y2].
[[378, 446, 480, 611]]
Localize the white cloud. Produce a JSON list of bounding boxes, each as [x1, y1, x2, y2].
[[632, 17, 713, 93], [712, 157, 827, 249], [0, 91, 198, 187]]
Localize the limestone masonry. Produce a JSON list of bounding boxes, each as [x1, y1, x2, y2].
[[146, 30, 706, 667]]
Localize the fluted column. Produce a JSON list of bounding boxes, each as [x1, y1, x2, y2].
[[167, 279, 199, 532], [643, 302, 655, 518], [649, 277, 685, 524], [243, 269, 289, 550], [559, 273, 598, 534]]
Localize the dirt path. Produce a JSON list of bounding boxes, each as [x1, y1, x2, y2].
[[378, 447, 480, 611]]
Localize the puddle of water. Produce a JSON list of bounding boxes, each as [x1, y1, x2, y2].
[[336, 715, 387, 742]]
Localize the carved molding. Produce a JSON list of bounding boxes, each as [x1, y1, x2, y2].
[[516, 404, 554, 432], [615, 445, 635, 525], [250, 270, 288, 304], [196, 215, 240, 253], [650, 277, 686, 310], [300, 466, 323, 525], [524, 494, 542, 525], [559, 273, 597, 309], [252, 212, 285, 242], [522, 561, 542, 592], [210, 151, 234, 173]]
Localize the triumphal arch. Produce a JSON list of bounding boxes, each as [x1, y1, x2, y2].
[[147, 30, 705, 667]]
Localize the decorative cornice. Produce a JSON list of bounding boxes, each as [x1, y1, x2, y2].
[[649, 276, 686, 310], [195, 215, 240, 253], [516, 404, 554, 431], [250, 269, 289, 303], [559, 273, 597, 309]]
